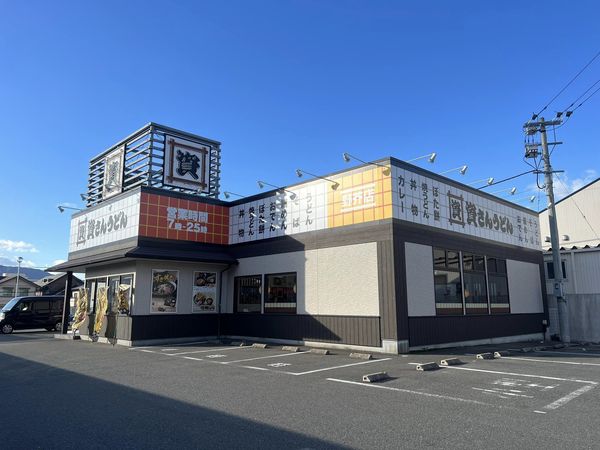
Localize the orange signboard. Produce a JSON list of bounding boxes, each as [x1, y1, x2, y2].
[[327, 166, 393, 228], [139, 192, 229, 245]]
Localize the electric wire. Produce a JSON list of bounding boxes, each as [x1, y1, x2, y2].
[[477, 169, 537, 190], [534, 48, 600, 117], [554, 173, 600, 241], [560, 77, 600, 113], [570, 83, 600, 113]]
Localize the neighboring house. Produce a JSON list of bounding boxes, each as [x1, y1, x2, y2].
[[539, 177, 600, 342], [0, 275, 40, 308], [36, 273, 84, 296]]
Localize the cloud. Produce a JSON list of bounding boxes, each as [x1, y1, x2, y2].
[[553, 169, 598, 200], [0, 255, 37, 268], [525, 169, 598, 203], [0, 239, 39, 253]]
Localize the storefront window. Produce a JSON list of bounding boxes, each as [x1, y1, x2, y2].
[[264, 273, 297, 314], [118, 275, 133, 315], [108, 276, 120, 314], [433, 248, 463, 315], [234, 275, 262, 313], [85, 278, 108, 314], [462, 253, 488, 315], [488, 257, 510, 313]]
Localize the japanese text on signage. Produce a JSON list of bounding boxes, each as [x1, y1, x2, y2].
[[166, 207, 208, 233], [76, 211, 128, 245]]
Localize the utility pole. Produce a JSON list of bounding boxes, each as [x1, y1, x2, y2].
[[524, 117, 570, 343], [14, 256, 23, 298]]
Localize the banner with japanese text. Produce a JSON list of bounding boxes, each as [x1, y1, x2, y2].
[[391, 165, 540, 250]]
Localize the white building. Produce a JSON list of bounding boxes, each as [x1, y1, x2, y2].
[[539, 177, 600, 342]]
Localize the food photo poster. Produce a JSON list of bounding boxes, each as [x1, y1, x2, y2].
[[151, 270, 179, 313], [192, 271, 217, 313]]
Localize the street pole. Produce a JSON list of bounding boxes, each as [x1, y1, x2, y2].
[[539, 117, 570, 343], [62, 271, 73, 334], [14, 256, 23, 297]]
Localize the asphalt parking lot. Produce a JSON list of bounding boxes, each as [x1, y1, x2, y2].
[[2, 333, 600, 449]]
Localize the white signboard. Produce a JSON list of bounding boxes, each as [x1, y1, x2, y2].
[[69, 192, 141, 253], [391, 166, 540, 250], [229, 181, 328, 244], [102, 146, 124, 199], [163, 135, 211, 193]]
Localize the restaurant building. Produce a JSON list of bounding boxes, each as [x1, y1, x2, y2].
[[50, 123, 548, 353]]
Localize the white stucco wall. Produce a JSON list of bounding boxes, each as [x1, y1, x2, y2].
[[507, 259, 544, 313], [223, 242, 380, 316], [405, 242, 436, 317]]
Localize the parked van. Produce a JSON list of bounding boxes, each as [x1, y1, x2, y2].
[[0, 296, 65, 334]]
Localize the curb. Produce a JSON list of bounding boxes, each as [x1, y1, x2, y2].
[[252, 343, 269, 349], [440, 358, 463, 366], [310, 348, 330, 355], [416, 362, 439, 371], [362, 372, 389, 383], [282, 346, 300, 352]]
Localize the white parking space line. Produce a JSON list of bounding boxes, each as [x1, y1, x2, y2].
[[503, 356, 600, 367], [163, 340, 211, 347], [543, 384, 595, 410], [326, 378, 491, 406], [472, 387, 534, 398], [129, 340, 210, 350], [238, 365, 270, 371], [225, 351, 309, 364], [288, 358, 392, 375], [165, 346, 251, 356], [409, 363, 598, 385]]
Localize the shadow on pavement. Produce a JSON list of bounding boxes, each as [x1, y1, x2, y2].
[[0, 330, 55, 343], [0, 352, 347, 450]]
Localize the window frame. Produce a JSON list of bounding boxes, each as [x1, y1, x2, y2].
[[462, 252, 489, 315], [233, 275, 263, 314], [486, 256, 510, 314], [432, 247, 464, 316], [85, 272, 135, 316], [263, 272, 297, 315], [546, 261, 567, 281], [433, 250, 512, 316]]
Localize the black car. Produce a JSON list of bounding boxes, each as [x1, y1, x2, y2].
[[0, 296, 65, 334]]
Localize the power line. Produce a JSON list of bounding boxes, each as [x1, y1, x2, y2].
[[477, 169, 537, 190], [560, 77, 600, 113], [554, 173, 600, 241], [570, 83, 600, 113], [533, 48, 600, 117]]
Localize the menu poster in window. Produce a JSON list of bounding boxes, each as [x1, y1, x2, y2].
[[151, 270, 178, 313], [192, 271, 217, 313]]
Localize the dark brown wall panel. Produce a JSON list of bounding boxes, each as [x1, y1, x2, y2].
[[377, 239, 398, 341], [130, 314, 219, 340], [408, 313, 545, 347], [220, 314, 381, 347]]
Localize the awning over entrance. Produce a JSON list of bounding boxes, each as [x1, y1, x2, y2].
[[47, 242, 237, 272]]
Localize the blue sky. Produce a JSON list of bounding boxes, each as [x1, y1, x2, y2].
[[0, 0, 598, 270]]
